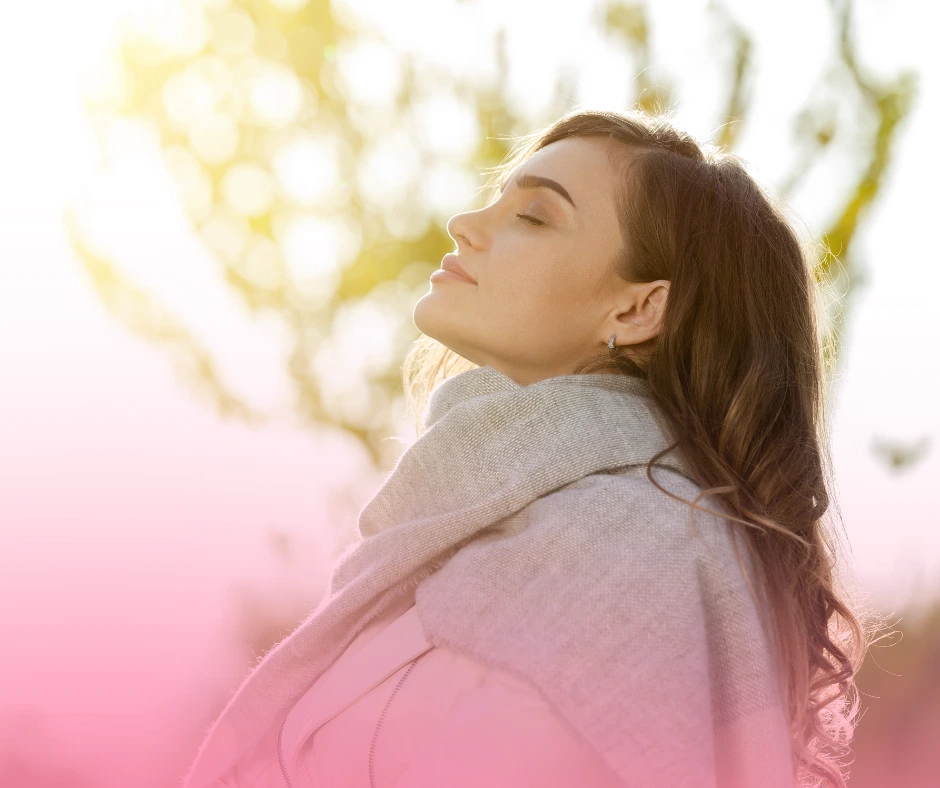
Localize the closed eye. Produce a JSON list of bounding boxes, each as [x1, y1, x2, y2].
[[516, 213, 546, 227]]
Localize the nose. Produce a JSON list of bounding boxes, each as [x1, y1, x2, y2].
[[446, 211, 478, 253]]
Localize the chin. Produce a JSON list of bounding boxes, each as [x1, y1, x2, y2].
[[412, 291, 445, 337], [412, 299, 478, 360]]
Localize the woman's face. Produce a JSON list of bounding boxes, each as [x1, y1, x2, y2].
[[413, 136, 668, 386]]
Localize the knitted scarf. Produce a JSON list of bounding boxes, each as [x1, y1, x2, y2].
[[181, 365, 795, 788]]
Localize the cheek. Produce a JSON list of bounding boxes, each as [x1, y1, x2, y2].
[[510, 260, 585, 316], [490, 249, 573, 304], [485, 269, 557, 328]]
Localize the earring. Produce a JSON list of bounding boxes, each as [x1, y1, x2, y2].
[[608, 334, 616, 351]]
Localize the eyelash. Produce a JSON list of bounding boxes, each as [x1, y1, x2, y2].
[[516, 213, 546, 227]]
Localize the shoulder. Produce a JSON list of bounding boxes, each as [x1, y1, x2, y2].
[[516, 464, 770, 628], [526, 463, 745, 568], [420, 461, 771, 655]]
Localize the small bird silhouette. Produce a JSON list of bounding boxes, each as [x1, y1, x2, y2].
[[871, 434, 931, 472]]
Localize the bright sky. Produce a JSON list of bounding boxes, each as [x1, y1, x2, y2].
[[0, 1, 937, 786]]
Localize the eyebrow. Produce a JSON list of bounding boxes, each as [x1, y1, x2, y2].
[[499, 171, 577, 209]]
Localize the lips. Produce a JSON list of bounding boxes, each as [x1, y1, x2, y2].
[[440, 254, 476, 284]]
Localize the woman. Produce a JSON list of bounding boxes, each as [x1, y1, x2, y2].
[[181, 109, 869, 788]]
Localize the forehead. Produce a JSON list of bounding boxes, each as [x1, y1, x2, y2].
[[508, 136, 621, 217]]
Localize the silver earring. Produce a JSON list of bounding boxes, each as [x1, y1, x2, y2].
[[608, 334, 616, 350]]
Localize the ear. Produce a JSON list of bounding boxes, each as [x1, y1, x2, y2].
[[606, 280, 669, 346]]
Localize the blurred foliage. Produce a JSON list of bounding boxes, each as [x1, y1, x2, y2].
[[0, 753, 92, 788], [850, 600, 940, 787], [66, 0, 918, 471], [0, 712, 93, 788]]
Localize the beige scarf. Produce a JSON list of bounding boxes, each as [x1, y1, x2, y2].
[[181, 366, 795, 788]]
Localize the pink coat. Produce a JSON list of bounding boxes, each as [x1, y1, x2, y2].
[[215, 587, 624, 787]]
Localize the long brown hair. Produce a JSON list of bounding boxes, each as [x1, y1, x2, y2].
[[402, 108, 877, 786]]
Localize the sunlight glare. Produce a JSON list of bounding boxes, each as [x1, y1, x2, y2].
[[207, 6, 255, 58], [248, 60, 306, 127], [334, 39, 403, 108], [279, 215, 360, 303], [200, 206, 250, 265], [271, 132, 342, 207], [120, 0, 208, 61], [268, 0, 311, 11], [412, 93, 479, 159], [356, 127, 422, 207], [163, 145, 214, 223], [221, 162, 276, 217], [189, 112, 240, 165]]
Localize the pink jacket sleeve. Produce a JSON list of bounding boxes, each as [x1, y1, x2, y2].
[[394, 675, 625, 788]]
